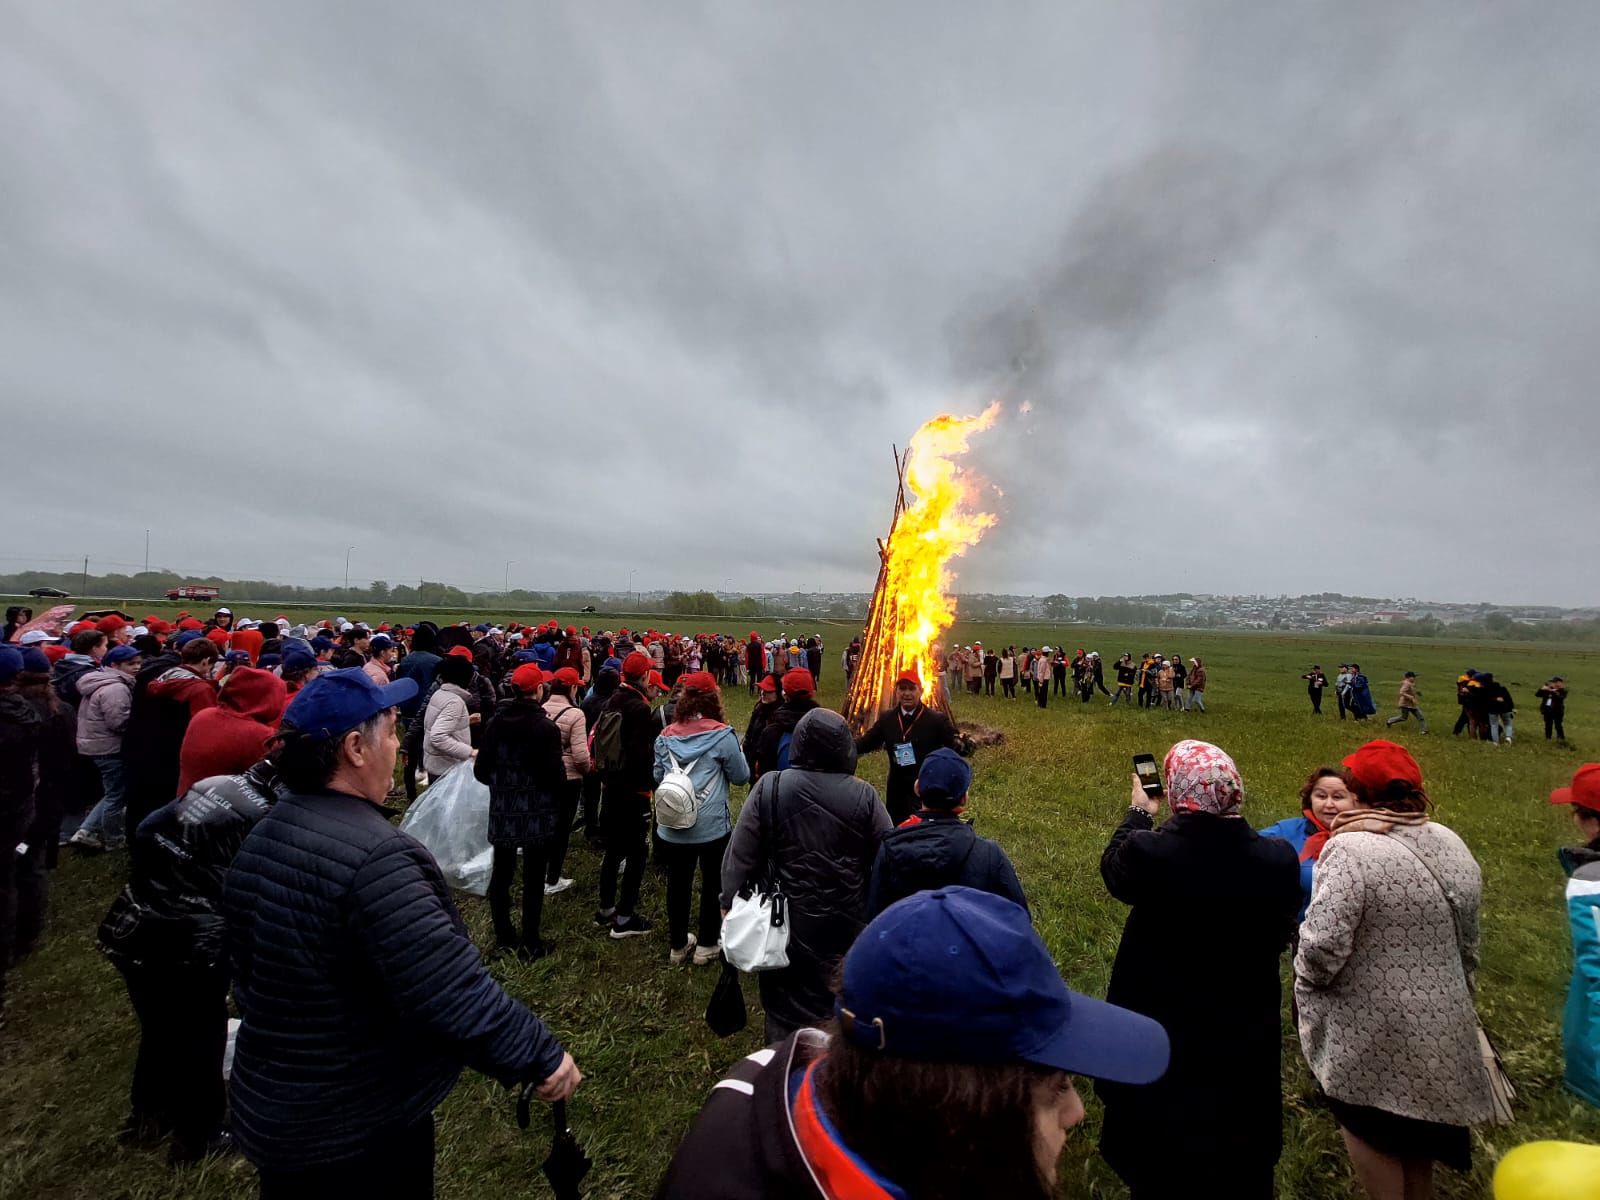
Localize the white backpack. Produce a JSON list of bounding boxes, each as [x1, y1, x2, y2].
[[655, 749, 706, 830]]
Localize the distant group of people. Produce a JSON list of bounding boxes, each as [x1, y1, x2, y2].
[[913, 642, 1210, 713], [1300, 662, 1573, 745]]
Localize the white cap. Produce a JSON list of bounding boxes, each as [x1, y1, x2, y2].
[[131, 626, 149, 637], [18, 629, 58, 645]]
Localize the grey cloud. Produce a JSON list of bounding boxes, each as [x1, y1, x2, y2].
[[3, 2, 1597, 605]]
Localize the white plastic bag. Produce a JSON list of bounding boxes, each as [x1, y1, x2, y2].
[[398, 762, 494, 896], [721, 885, 790, 972]]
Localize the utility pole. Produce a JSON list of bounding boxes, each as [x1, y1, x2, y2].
[[345, 545, 356, 592], [144, 529, 150, 574], [82, 556, 88, 598], [504, 560, 515, 597]]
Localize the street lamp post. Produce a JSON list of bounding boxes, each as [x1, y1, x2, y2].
[[504, 560, 515, 600], [345, 545, 355, 592], [628, 568, 635, 609]]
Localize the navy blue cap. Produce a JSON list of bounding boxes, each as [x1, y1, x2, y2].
[[369, 634, 394, 650], [0, 645, 21, 683], [20, 647, 50, 674], [282, 645, 317, 673], [174, 630, 206, 648], [836, 887, 1169, 1085], [473, 623, 491, 632], [917, 747, 971, 803], [224, 650, 250, 665], [258, 652, 283, 669], [310, 636, 336, 653], [512, 650, 539, 664], [105, 645, 142, 665], [282, 667, 417, 740]]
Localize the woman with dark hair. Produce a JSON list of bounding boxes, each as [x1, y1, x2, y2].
[[653, 672, 749, 967], [3, 606, 33, 643], [1098, 739, 1302, 1198], [1259, 766, 1359, 921], [422, 652, 476, 780], [656, 887, 1170, 1199], [1295, 740, 1494, 1198], [540, 666, 590, 896]]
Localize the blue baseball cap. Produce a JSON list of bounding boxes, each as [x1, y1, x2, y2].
[[0, 646, 21, 683], [369, 634, 395, 650], [105, 645, 142, 666], [282, 667, 417, 740], [917, 747, 971, 804], [836, 887, 1169, 1085], [310, 636, 336, 654], [174, 630, 206, 648], [282, 645, 317, 673]]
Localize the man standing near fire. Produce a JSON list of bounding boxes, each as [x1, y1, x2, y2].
[[856, 670, 963, 825]]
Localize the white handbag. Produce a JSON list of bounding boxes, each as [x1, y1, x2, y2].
[[720, 772, 792, 972]]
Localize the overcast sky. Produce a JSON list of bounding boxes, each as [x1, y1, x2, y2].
[[5, 4, 1597, 605]]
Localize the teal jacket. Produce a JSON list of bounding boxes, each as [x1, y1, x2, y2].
[[1562, 841, 1600, 1107], [652, 720, 750, 845]]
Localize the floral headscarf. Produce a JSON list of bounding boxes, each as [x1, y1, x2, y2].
[[1163, 739, 1244, 818]]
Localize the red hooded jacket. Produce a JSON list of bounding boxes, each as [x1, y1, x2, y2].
[[175, 667, 287, 795]]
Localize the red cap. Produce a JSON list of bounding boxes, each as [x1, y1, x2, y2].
[[206, 628, 230, 646], [446, 645, 475, 660], [146, 618, 172, 635], [782, 668, 815, 695], [42, 643, 71, 664], [680, 670, 718, 693], [96, 615, 127, 633], [510, 663, 547, 693], [621, 651, 653, 677], [1342, 740, 1423, 799], [178, 617, 204, 631], [758, 674, 778, 693], [647, 669, 668, 692], [549, 666, 583, 687], [377, 623, 391, 632], [565, 625, 577, 635], [896, 668, 921, 685], [582, 626, 590, 635], [1551, 763, 1600, 813]]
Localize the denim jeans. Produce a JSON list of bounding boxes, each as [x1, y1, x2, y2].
[[78, 754, 128, 847], [1186, 690, 1206, 712], [1489, 712, 1514, 743]]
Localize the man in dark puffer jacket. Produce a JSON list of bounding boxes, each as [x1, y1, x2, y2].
[[867, 749, 1028, 918], [222, 669, 580, 1197]]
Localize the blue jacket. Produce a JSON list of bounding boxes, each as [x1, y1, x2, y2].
[[653, 720, 750, 844], [393, 649, 440, 721], [1562, 842, 1600, 1107], [1257, 814, 1318, 921], [866, 811, 1027, 918], [222, 790, 564, 1170]]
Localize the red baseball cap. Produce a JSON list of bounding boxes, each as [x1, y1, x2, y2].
[[1342, 740, 1423, 799], [621, 651, 653, 678], [96, 615, 127, 633], [41, 643, 70, 664], [647, 669, 668, 692], [1551, 764, 1600, 813], [549, 667, 582, 687], [896, 668, 922, 685], [565, 625, 577, 635], [177, 617, 204, 631], [446, 645, 475, 661], [510, 663, 547, 693], [782, 668, 815, 695], [680, 670, 718, 693], [757, 674, 778, 693]]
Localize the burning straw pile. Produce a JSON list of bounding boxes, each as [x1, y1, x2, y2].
[[843, 402, 1001, 737]]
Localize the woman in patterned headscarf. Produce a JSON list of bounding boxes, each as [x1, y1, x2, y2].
[[1097, 740, 1303, 1198], [1294, 740, 1494, 1197]]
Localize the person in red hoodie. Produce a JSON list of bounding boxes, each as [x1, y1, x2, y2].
[[175, 667, 287, 795], [229, 623, 265, 666]]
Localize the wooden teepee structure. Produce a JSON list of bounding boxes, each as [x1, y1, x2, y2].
[[842, 446, 958, 736]]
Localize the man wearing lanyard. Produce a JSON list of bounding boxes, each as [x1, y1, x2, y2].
[[855, 669, 963, 825]]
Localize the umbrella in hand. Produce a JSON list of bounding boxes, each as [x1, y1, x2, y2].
[[518, 1086, 591, 1199]]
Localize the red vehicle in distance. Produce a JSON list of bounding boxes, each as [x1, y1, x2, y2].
[[166, 584, 222, 602]]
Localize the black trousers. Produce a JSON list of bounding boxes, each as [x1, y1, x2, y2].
[[664, 834, 728, 951], [489, 841, 550, 949], [1337, 692, 1349, 720], [1052, 669, 1066, 696], [598, 782, 650, 916], [1309, 688, 1323, 713], [1546, 713, 1566, 740], [1001, 678, 1016, 698], [545, 778, 582, 884], [258, 1113, 434, 1200], [580, 770, 603, 843], [984, 676, 995, 695], [115, 958, 228, 1155], [1035, 681, 1049, 708]]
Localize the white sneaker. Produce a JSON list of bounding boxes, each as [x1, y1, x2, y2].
[[669, 934, 698, 965], [692, 941, 721, 967], [68, 828, 106, 852], [543, 877, 574, 896]]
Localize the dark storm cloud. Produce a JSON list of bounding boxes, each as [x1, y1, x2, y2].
[[3, 2, 1597, 604]]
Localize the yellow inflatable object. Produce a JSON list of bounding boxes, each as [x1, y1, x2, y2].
[[1493, 1141, 1600, 1200]]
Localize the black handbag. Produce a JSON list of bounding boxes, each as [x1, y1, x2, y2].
[[705, 956, 748, 1038]]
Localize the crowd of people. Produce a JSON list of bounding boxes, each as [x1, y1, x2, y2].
[[0, 602, 1595, 1198], [901, 642, 1210, 713], [1298, 661, 1574, 744]]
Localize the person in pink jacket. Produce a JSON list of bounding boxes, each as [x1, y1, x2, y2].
[[540, 666, 591, 896], [69, 644, 142, 852]]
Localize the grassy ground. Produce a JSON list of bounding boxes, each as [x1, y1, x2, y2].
[[3, 619, 1598, 1198]]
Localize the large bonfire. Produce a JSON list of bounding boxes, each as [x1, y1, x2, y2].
[[843, 401, 1000, 734]]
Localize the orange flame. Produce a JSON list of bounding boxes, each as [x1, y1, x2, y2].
[[878, 400, 1000, 696]]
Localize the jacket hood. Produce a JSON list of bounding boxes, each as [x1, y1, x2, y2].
[[660, 722, 733, 759], [0, 690, 41, 730], [885, 814, 977, 873], [219, 667, 288, 724], [76, 668, 131, 700], [789, 708, 857, 774]]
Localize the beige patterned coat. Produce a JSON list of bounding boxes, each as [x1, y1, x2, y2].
[[1293, 821, 1495, 1126]]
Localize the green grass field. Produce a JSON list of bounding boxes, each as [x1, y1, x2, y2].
[[3, 617, 1598, 1198]]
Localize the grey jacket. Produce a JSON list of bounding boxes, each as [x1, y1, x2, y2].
[[721, 708, 891, 1034], [76, 668, 133, 756]]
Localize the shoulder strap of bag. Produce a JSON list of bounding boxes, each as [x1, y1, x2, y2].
[[1385, 830, 1471, 974]]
